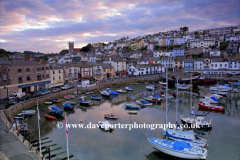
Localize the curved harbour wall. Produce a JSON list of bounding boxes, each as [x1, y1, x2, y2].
[[3, 75, 162, 121]]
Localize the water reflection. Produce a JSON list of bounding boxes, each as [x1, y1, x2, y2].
[[25, 83, 240, 160]]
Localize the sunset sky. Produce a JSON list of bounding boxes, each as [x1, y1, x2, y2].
[[0, 0, 239, 53]]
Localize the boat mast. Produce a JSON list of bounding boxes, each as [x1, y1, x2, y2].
[[166, 67, 168, 124], [176, 77, 178, 123], [190, 73, 193, 112]]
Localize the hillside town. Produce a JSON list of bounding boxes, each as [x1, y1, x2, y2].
[[0, 25, 240, 100]]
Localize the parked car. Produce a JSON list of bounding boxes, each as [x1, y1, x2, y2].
[[8, 97, 20, 105], [61, 85, 69, 90], [68, 85, 75, 89], [32, 92, 41, 98], [9, 92, 25, 99], [40, 90, 50, 95], [20, 95, 31, 101], [52, 88, 61, 93]]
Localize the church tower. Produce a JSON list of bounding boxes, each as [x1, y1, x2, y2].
[[69, 42, 74, 53]]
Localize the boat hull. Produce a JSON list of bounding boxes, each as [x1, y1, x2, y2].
[[143, 97, 161, 103], [45, 114, 56, 120], [180, 119, 212, 129], [148, 138, 207, 159], [198, 103, 225, 112]]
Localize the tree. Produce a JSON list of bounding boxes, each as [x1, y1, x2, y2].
[[194, 31, 199, 35], [219, 43, 228, 51], [59, 49, 68, 55]]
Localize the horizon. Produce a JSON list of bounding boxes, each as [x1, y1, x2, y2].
[[0, 0, 239, 53]]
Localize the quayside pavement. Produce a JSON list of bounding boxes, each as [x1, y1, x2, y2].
[[0, 102, 39, 160]]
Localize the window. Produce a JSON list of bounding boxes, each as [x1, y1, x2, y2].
[[220, 64, 222, 67], [37, 73, 41, 81], [37, 68, 41, 71], [215, 64, 217, 67], [69, 69, 71, 73], [18, 69, 22, 73], [18, 75, 22, 83], [53, 70, 55, 74], [225, 64, 227, 67], [59, 76, 61, 80], [42, 67, 44, 70], [53, 76, 55, 81], [59, 70, 61, 73], [26, 68, 30, 72], [46, 74, 49, 78], [74, 69, 77, 72], [42, 75, 45, 79], [27, 74, 31, 81], [46, 67, 49, 70]]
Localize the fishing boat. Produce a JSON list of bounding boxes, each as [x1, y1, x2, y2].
[[45, 102, 52, 105], [134, 83, 139, 85], [91, 95, 102, 100], [125, 87, 132, 91], [48, 105, 64, 115], [136, 99, 153, 106], [104, 113, 118, 119], [51, 98, 62, 103], [64, 101, 76, 105], [78, 96, 91, 105], [127, 111, 137, 114], [21, 110, 36, 115], [63, 102, 75, 110], [116, 89, 127, 93], [147, 139, 207, 159], [99, 90, 110, 97], [125, 104, 140, 109], [143, 95, 162, 103], [64, 96, 71, 100], [198, 101, 225, 112], [98, 121, 114, 131], [180, 116, 212, 129], [45, 114, 56, 120]]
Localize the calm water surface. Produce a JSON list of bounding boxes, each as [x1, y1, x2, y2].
[[27, 83, 240, 160]]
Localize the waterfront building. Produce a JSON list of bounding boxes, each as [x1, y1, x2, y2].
[[50, 65, 64, 88], [225, 58, 239, 70], [210, 59, 228, 70], [210, 49, 221, 56], [184, 59, 195, 69], [103, 56, 127, 77], [101, 63, 115, 79], [0, 61, 51, 100], [203, 58, 211, 69], [194, 58, 204, 70], [93, 64, 103, 80], [127, 64, 164, 76], [159, 56, 174, 68]]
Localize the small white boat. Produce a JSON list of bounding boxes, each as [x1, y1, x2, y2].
[[127, 111, 137, 114], [116, 89, 127, 93], [125, 87, 132, 91], [91, 95, 102, 100], [146, 86, 154, 91], [44, 102, 52, 105], [98, 121, 114, 131], [136, 99, 153, 106], [99, 90, 110, 96], [21, 110, 36, 116], [134, 83, 139, 85]]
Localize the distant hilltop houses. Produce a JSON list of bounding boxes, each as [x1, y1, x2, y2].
[[0, 25, 240, 100]]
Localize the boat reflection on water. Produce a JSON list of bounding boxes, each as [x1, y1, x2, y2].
[[146, 151, 193, 160]]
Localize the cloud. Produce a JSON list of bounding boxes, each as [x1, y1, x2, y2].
[[0, 0, 239, 53]]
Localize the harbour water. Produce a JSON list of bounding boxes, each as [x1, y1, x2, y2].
[[26, 83, 240, 160]]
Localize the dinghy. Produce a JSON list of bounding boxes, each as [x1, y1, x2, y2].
[[104, 113, 118, 119], [91, 95, 102, 100], [116, 89, 126, 93], [78, 96, 91, 105], [45, 114, 56, 120], [125, 104, 140, 109], [63, 102, 75, 110], [125, 87, 132, 91], [64, 96, 71, 100], [21, 110, 36, 115], [48, 105, 64, 115]]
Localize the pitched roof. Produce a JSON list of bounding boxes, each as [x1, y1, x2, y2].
[[226, 58, 238, 62], [101, 63, 113, 69]]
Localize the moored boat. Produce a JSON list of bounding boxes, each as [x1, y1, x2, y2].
[[45, 114, 56, 120], [48, 105, 64, 115], [99, 90, 110, 96], [136, 99, 153, 106], [51, 98, 62, 103], [127, 111, 137, 114], [125, 104, 140, 109], [116, 89, 127, 93], [125, 87, 132, 91], [134, 83, 139, 85], [64, 101, 76, 105], [198, 101, 225, 111], [63, 102, 75, 110], [64, 96, 71, 100], [98, 121, 114, 131], [104, 113, 118, 119], [180, 116, 212, 129], [143, 95, 162, 103], [78, 96, 91, 105], [21, 110, 36, 115], [91, 95, 102, 100], [45, 102, 52, 105]]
